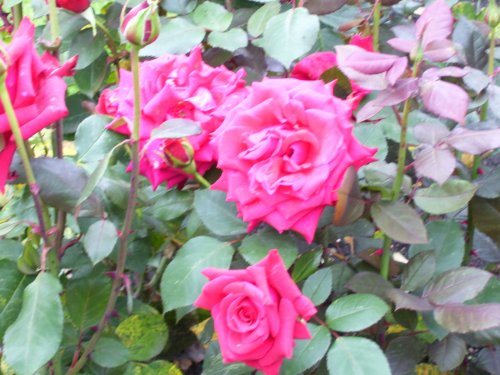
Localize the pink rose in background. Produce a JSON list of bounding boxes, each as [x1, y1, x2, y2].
[[194, 249, 317, 375], [291, 35, 373, 109], [96, 47, 247, 189], [211, 78, 377, 243], [0, 18, 76, 192]]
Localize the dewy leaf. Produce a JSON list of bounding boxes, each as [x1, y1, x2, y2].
[[434, 304, 500, 333], [326, 294, 389, 332], [161, 236, 234, 311], [429, 334, 467, 372], [327, 337, 391, 375], [422, 267, 492, 304], [370, 201, 428, 244], [192, 1, 233, 31], [83, 219, 118, 265], [281, 324, 331, 375], [414, 144, 456, 185], [444, 126, 500, 155], [414, 179, 478, 214], [150, 118, 202, 140], [254, 8, 319, 68], [401, 251, 436, 292], [3, 273, 63, 375], [247, 1, 281, 38]]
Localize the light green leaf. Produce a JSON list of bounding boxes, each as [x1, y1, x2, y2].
[[414, 180, 478, 215], [326, 294, 389, 332], [303, 268, 333, 306], [3, 273, 63, 375], [70, 29, 106, 70], [192, 1, 233, 31], [248, 2, 281, 37], [150, 119, 202, 140], [354, 124, 388, 161], [83, 219, 118, 265], [327, 337, 391, 375], [161, 236, 234, 311], [208, 28, 248, 52]]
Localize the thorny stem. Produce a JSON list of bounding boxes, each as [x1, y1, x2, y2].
[[313, 316, 340, 338], [464, 27, 497, 265], [372, 0, 381, 51], [65, 46, 142, 375]]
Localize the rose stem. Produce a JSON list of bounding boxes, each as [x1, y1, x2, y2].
[[12, 4, 22, 30], [65, 45, 142, 375], [194, 171, 211, 188], [0, 71, 52, 270], [372, 0, 381, 52], [464, 20, 496, 265], [379, 61, 421, 280]]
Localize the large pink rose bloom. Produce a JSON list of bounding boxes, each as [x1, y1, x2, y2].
[[291, 35, 373, 109], [0, 18, 76, 192], [212, 78, 377, 243], [194, 249, 317, 375], [96, 47, 247, 189]]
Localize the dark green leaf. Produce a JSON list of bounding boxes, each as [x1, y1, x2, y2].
[[303, 268, 333, 306], [331, 263, 355, 295], [471, 196, 500, 247], [476, 347, 500, 375], [474, 230, 500, 263], [429, 334, 467, 372], [386, 289, 433, 311], [291, 250, 321, 283], [386, 336, 426, 375], [452, 17, 488, 70], [92, 337, 130, 368], [74, 53, 109, 98], [70, 28, 106, 70], [144, 189, 193, 222], [346, 272, 393, 300], [401, 251, 436, 292]]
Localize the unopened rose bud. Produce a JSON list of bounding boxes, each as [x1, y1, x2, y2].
[[56, 0, 91, 13], [121, 0, 160, 47], [486, 0, 500, 28], [165, 139, 197, 175]]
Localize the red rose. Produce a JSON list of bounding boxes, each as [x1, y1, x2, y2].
[[212, 78, 376, 243], [56, 0, 90, 13], [0, 18, 76, 192], [194, 250, 317, 375]]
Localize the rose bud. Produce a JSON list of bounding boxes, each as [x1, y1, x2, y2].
[[121, 0, 160, 47], [486, 0, 500, 28], [56, 0, 91, 13]]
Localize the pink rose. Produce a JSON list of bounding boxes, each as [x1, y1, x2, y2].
[[194, 249, 317, 375], [55, 0, 90, 13], [211, 78, 376, 243], [291, 35, 373, 109], [0, 18, 76, 192], [96, 47, 247, 189]]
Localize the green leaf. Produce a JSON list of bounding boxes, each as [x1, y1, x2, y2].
[[150, 119, 202, 140], [370, 201, 428, 244], [401, 251, 436, 292], [161, 0, 196, 14], [345, 272, 393, 300], [247, 2, 280, 37], [333, 166, 364, 226], [385, 336, 426, 375], [414, 180, 478, 215], [409, 220, 465, 275], [192, 1, 233, 31], [422, 267, 492, 304], [434, 304, 500, 333], [470, 196, 500, 247], [326, 294, 389, 332], [291, 250, 321, 283], [140, 17, 205, 56], [76, 115, 124, 163], [386, 289, 433, 311], [253, 8, 319, 68], [83, 219, 118, 265], [161, 236, 234, 312], [327, 337, 391, 375], [125, 360, 182, 375], [202, 342, 253, 375], [92, 337, 130, 368], [353, 124, 388, 161], [0, 260, 33, 340], [429, 334, 467, 372], [239, 227, 297, 268], [208, 28, 248, 52], [76, 148, 115, 206], [144, 189, 193, 222], [303, 268, 333, 306], [0, 240, 22, 261], [70, 28, 106, 70], [66, 275, 112, 330], [116, 314, 169, 361], [3, 273, 63, 375], [331, 263, 355, 296], [453, 17, 488, 70], [281, 324, 331, 375], [194, 190, 247, 237], [74, 53, 109, 98]]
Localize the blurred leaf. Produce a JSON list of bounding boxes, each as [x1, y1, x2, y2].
[[371, 201, 428, 244], [413, 122, 450, 145], [125, 361, 182, 375], [414, 180, 477, 215], [150, 119, 202, 139], [63, 94, 89, 134], [160, 0, 196, 14], [386, 336, 426, 375], [140, 17, 205, 56], [476, 347, 500, 375], [409, 220, 465, 275], [303, 267, 333, 306], [476, 168, 500, 199], [281, 324, 331, 375], [387, 289, 433, 311], [445, 127, 500, 155], [70, 28, 106, 70], [346, 271, 393, 300], [248, 2, 281, 37], [305, 0, 347, 15], [334, 166, 364, 226], [202, 342, 253, 375], [116, 314, 168, 361], [192, 1, 233, 31], [429, 334, 467, 372], [239, 227, 298, 268], [326, 294, 389, 332], [253, 8, 319, 68], [3, 273, 63, 375], [321, 67, 352, 98], [452, 18, 488, 70], [423, 267, 492, 304], [471, 196, 500, 247], [161, 236, 234, 311], [414, 145, 456, 185], [208, 28, 248, 52], [66, 275, 112, 330], [291, 250, 321, 282], [474, 230, 500, 263], [401, 251, 436, 292], [92, 337, 130, 368], [327, 337, 391, 375], [74, 53, 109, 98], [393, 309, 418, 331], [363, 161, 411, 194], [434, 304, 500, 333], [194, 190, 247, 237], [463, 68, 489, 94], [83, 219, 118, 265]]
